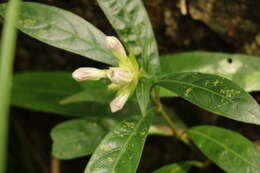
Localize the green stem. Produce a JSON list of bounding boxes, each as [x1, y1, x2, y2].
[[0, 1, 21, 173], [152, 90, 191, 145], [154, 98, 178, 136]]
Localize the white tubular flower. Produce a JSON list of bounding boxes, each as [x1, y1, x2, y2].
[[107, 68, 132, 84], [110, 92, 130, 113], [106, 36, 127, 59], [72, 36, 141, 113], [72, 67, 107, 81]]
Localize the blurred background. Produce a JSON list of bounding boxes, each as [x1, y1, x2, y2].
[[6, 0, 260, 172]]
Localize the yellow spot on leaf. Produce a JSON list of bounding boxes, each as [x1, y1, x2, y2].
[[100, 144, 111, 151], [219, 89, 241, 98], [124, 122, 135, 129], [185, 88, 193, 97], [213, 80, 220, 86], [205, 80, 209, 87], [19, 19, 36, 26], [107, 157, 113, 162]]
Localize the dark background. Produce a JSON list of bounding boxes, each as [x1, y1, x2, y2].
[[7, 0, 260, 173]]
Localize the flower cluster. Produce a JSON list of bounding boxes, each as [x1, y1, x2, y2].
[[72, 36, 140, 112]]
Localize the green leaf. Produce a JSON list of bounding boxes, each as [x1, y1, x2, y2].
[[11, 71, 138, 117], [152, 162, 191, 173], [0, 2, 116, 65], [136, 79, 152, 116], [51, 117, 119, 159], [84, 113, 154, 173], [51, 115, 172, 159], [188, 125, 260, 173], [97, 0, 160, 73], [160, 51, 260, 92], [157, 72, 260, 125]]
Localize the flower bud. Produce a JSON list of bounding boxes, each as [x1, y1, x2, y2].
[[107, 68, 131, 84], [72, 67, 107, 81], [110, 92, 130, 112], [106, 36, 127, 58]]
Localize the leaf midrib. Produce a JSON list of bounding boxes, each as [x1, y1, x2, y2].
[[108, 117, 148, 173], [14, 2, 116, 65]]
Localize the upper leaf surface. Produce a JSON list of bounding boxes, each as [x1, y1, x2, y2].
[[51, 117, 118, 159], [157, 72, 260, 125], [84, 113, 154, 173], [161, 51, 260, 92], [0, 2, 116, 65], [97, 0, 160, 74], [188, 125, 260, 173], [136, 79, 152, 116]]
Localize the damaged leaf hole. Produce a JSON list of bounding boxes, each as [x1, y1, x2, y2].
[[227, 57, 233, 64]]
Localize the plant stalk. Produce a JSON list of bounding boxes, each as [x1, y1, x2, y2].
[[154, 98, 178, 136], [0, 0, 21, 172], [152, 89, 191, 145], [51, 157, 60, 173]]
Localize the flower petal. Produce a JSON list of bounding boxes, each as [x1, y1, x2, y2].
[[72, 67, 107, 81], [110, 92, 130, 112]]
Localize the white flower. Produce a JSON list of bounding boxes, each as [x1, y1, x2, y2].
[[107, 68, 132, 84], [110, 92, 130, 113], [106, 36, 127, 59], [72, 36, 141, 113], [72, 67, 107, 81]]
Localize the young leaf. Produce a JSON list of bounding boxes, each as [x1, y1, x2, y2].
[[152, 162, 191, 173], [188, 125, 260, 173], [51, 117, 118, 159], [136, 79, 152, 116], [84, 113, 154, 173], [0, 2, 117, 65], [11, 72, 138, 117], [161, 51, 260, 92], [97, 0, 160, 73], [157, 72, 260, 125]]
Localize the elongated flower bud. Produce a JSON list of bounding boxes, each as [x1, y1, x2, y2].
[[72, 67, 107, 81], [106, 36, 127, 58], [110, 92, 130, 112], [107, 68, 131, 84]]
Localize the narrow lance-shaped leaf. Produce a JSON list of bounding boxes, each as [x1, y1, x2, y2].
[[157, 72, 260, 125], [0, 2, 117, 65], [51, 117, 119, 159], [188, 125, 260, 173], [84, 113, 154, 173], [97, 0, 160, 74], [160, 51, 260, 92], [11, 72, 139, 117], [136, 79, 152, 116]]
